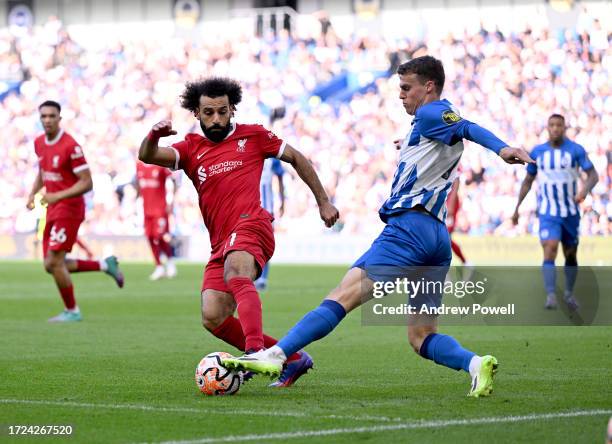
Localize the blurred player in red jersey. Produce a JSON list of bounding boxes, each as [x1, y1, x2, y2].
[[136, 162, 177, 280], [26, 101, 125, 322], [138, 78, 339, 386], [446, 177, 469, 265]]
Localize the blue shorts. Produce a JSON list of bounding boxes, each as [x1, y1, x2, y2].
[[539, 215, 580, 246], [353, 210, 451, 306]]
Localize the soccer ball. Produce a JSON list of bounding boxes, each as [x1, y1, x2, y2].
[[195, 352, 243, 396]]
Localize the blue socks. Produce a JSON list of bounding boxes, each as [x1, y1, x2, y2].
[[261, 263, 270, 281], [277, 299, 346, 358], [542, 260, 556, 294], [419, 333, 475, 372]]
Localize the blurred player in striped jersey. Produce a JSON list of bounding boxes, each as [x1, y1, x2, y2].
[[254, 158, 285, 290], [512, 114, 598, 310]]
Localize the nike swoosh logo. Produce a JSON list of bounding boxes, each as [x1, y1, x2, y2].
[[197, 153, 205, 160]]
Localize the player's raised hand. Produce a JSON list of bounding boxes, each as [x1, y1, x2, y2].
[[149, 120, 177, 139], [319, 201, 339, 228], [499, 147, 535, 165]]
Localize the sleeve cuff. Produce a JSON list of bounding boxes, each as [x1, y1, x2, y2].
[[72, 164, 90, 173], [275, 141, 287, 159], [168, 146, 180, 171]]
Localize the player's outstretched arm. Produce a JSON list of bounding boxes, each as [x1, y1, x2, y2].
[[26, 169, 43, 210], [280, 144, 339, 227], [139, 120, 178, 168], [447, 118, 535, 166], [42, 169, 93, 205], [511, 173, 535, 225]]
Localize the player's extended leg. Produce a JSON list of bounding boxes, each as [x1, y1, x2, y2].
[[222, 267, 370, 377], [63, 256, 124, 288], [44, 250, 82, 322], [561, 243, 579, 310], [201, 288, 307, 383], [158, 233, 177, 278], [541, 240, 559, 309], [407, 314, 497, 397], [147, 236, 165, 281], [201, 289, 300, 356], [450, 238, 467, 264], [223, 250, 267, 353]]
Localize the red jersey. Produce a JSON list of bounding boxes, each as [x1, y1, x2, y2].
[[137, 162, 171, 217], [171, 123, 285, 248], [34, 129, 89, 222]]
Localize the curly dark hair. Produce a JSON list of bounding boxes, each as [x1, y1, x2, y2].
[[397, 56, 445, 95], [180, 77, 242, 114]]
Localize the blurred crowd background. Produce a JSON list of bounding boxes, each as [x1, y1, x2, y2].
[[1, 4, 610, 244]]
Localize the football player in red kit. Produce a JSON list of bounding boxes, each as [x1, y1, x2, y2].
[[139, 78, 339, 386], [136, 162, 177, 280], [26, 101, 124, 322]]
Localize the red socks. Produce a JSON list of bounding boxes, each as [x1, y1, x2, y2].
[[211, 316, 301, 362], [58, 285, 76, 310], [227, 277, 264, 352], [451, 239, 467, 264], [148, 237, 161, 265], [75, 260, 101, 272]]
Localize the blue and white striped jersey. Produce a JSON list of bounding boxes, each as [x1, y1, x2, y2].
[[260, 158, 284, 215], [379, 99, 507, 223], [527, 139, 593, 219]]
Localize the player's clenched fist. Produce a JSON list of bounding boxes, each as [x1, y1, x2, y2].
[[319, 201, 340, 228], [148, 120, 178, 140]]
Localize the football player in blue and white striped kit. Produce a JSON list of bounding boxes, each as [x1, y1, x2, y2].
[[255, 158, 285, 290], [512, 114, 598, 310], [224, 56, 534, 396]]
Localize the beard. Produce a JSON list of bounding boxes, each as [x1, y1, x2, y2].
[[201, 121, 231, 143]]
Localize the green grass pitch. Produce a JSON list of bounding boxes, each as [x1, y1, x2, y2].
[[1, 261, 610, 443]]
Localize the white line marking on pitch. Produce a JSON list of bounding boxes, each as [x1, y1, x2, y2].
[[0, 399, 402, 423], [148, 409, 612, 444]]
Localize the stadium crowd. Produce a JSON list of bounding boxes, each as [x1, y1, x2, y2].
[[1, 9, 610, 242]]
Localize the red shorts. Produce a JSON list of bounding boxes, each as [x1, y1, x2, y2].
[[144, 215, 169, 238], [202, 218, 275, 293], [43, 218, 82, 257]]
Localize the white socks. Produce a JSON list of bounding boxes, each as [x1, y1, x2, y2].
[[265, 345, 287, 363], [469, 355, 483, 378]]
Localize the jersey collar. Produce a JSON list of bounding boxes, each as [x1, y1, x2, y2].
[[45, 129, 64, 145]]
